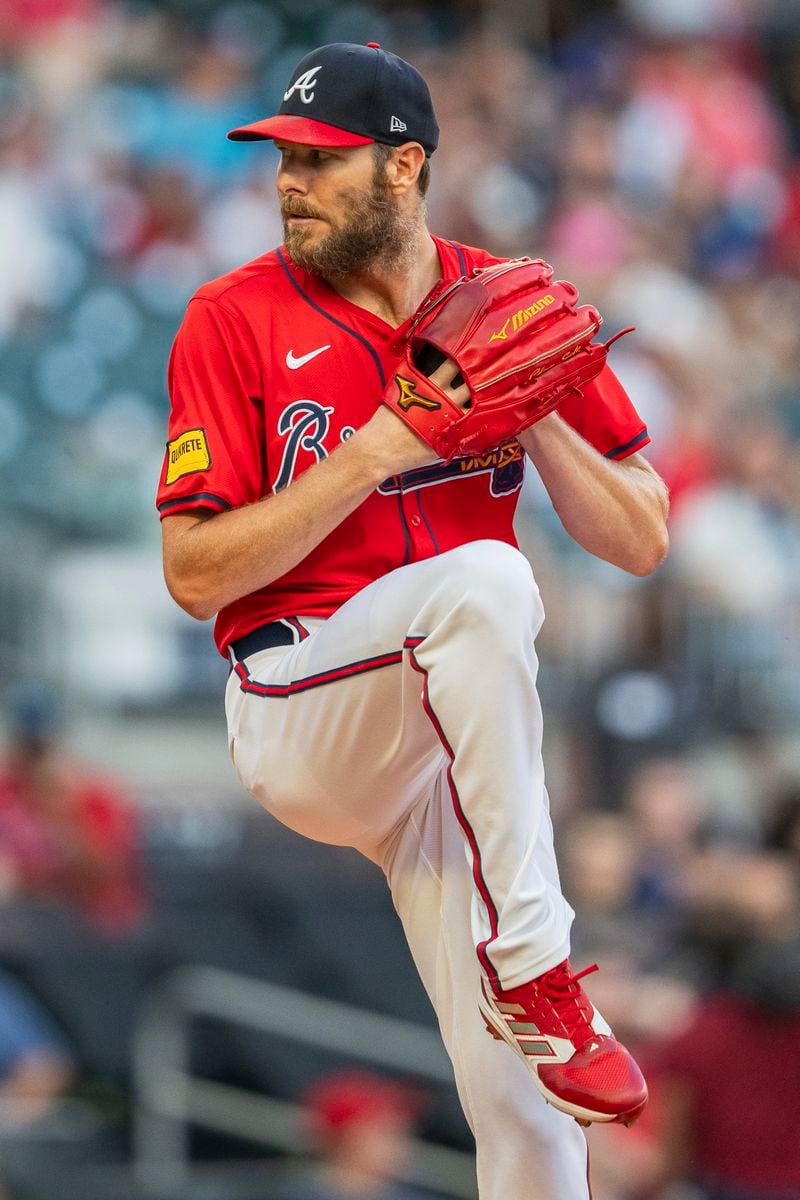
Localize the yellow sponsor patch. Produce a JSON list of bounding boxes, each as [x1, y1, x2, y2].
[[165, 428, 211, 484]]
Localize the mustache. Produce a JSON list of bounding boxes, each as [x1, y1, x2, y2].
[[281, 200, 327, 220]]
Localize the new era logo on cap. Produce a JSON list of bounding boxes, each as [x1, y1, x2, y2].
[[228, 42, 439, 156]]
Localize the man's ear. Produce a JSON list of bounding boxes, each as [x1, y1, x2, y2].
[[386, 142, 426, 195]]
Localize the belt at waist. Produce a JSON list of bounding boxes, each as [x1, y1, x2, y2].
[[230, 620, 295, 661]]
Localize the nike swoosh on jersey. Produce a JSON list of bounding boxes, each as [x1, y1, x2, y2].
[[286, 345, 331, 369]]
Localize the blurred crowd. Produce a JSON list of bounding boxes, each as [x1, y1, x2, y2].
[[2, 0, 800, 554], [1, 0, 800, 716], [0, 704, 798, 1197], [1, 0, 800, 1199]]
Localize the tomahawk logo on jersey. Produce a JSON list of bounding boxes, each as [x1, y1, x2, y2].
[[157, 236, 650, 656]]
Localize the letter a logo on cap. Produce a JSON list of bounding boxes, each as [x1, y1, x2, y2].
[[284, 66, 322, 105]]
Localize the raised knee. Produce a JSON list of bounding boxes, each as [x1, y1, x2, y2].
[[435, 541, 544, 635], [465, 540, 541, 608], [450, 540, 536, 589]]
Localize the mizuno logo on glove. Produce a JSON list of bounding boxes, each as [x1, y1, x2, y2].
[[395, 376, 441, 412], [489, 294, 556, 342]]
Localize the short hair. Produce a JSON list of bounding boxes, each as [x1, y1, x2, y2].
[[373, 143, 431, 196]]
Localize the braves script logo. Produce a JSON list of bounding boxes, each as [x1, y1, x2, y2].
[[275, 400, 334, 491], [283, 66, 322, 105]]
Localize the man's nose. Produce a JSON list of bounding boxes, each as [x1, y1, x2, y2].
[[277, 164, 308, 197]]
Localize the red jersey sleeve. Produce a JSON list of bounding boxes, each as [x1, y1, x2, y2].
[[157, 297, 265, 519], [557, 363, 650, 460]]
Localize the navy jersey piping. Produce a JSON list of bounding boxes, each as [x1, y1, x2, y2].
[[416, 491, 440, 554], [604, 428, 649, 459], [276, 248, 386, 387], [450, 241, 467, 276], [395, 490, 412, 565], [158, 492, 232, 513]]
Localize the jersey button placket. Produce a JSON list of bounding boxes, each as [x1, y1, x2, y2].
[[396, 482, 434, 562], [405, 492, 436, 559]]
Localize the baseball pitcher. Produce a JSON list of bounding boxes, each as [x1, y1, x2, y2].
[[158, 42, 669, 1200]]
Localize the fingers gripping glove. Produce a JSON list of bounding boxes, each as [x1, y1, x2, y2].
[[383, 258, 630, 461]]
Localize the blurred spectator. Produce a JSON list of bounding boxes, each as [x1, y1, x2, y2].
[[562, 805, 691, 978], [669, 405, 800, 618], [0, 966, 73, 1127], [563, 813, 648, 958], [576, 582, 712, 808], [766, 782, 800, 857], [0, 681, 147, 932], [275, 1070, 426, 1200], [680, 848, 798, 960], [624, 758, 705, 914], [654, 934, 800, 1200], [0, 964, 75, 1200]]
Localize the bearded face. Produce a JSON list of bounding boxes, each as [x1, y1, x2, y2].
[[281, 152, 418, 278]]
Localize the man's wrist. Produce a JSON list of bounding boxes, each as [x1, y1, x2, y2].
[[517, 412, 563, 457], [343, 422, 397, 489], [519, 411, 560, 442]]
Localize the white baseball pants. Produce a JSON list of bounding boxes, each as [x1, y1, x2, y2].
[[224, 540, 590, 1198]]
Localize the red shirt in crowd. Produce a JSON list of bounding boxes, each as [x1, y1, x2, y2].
[[0, 757, 147, 932], [656, 993, 800, 1195]]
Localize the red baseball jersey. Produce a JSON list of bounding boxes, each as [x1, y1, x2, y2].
[[157, 237, 650, 656]]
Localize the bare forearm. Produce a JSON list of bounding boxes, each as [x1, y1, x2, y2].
[[162, 405, 440, 620], [519, 414, 669, 575], [163, 432, 391, 619]]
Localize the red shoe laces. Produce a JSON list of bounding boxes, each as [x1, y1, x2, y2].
[[541, 962, 599, 1048]]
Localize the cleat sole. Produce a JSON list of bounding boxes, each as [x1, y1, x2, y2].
[[483, 1016, 504, 1041], [615, 1098, 647, 1128]]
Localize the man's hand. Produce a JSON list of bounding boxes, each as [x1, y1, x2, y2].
[[356, 357, 470, 477]]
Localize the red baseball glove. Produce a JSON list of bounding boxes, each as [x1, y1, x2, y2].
[[383, 258, 630, 462]]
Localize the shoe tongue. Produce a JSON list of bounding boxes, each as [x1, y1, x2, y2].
[[568, 1013, 596, 1050]]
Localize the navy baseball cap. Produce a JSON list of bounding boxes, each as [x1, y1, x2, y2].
[[228, 42, 439, 156]]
